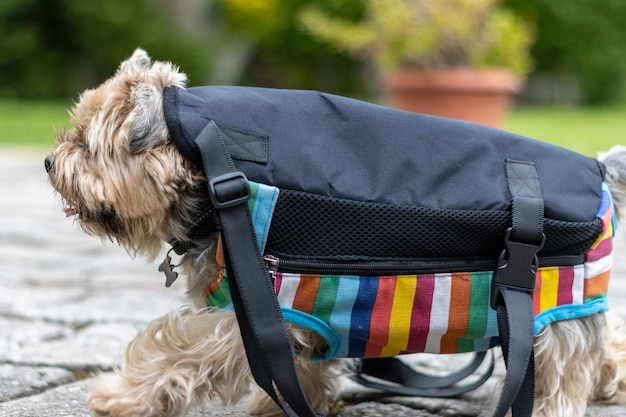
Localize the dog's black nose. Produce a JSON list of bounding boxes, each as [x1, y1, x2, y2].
[[44, 156, 54, 173]]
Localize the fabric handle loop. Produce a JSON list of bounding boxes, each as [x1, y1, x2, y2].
[[355, 352, 495, 398]]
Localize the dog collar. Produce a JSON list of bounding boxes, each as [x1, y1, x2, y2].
[[168, 208, 218, 255], [160, 202, 219, 287]]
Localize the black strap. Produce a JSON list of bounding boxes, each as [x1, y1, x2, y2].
[[355, 351, 495, 397], [493, 290, 536, 417], [504, 160, 544, 244], [490, 159, 544, 417], [195, 121, 320, 417]]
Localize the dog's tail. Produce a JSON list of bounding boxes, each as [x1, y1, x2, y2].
[[599, 145, 626, 220]]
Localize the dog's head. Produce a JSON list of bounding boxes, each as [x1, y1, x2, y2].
[[46, 49, 200, 258]]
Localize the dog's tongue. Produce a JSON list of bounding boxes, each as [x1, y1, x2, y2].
[[65, 207, 79, 217]]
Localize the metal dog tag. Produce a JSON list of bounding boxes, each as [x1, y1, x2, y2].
[[158, 253, 179, 288]]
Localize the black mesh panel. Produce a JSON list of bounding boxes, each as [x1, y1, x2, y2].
[[265, 189, 602, 262]]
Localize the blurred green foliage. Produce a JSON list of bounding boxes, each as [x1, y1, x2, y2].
[[2, 0, 626, 104], [219, 0, 369, 96], [0, 0, 213, 98], [505, 0, 626, 104]]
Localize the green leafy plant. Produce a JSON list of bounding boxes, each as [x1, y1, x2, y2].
[[218, 0, 369, 95], [506, 0, 626, 103], [299, 0, 534, 74], [0, 0, 213, 98]]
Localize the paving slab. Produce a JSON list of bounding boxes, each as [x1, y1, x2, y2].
[[0, 323, 139, 371], [336, 402, 441, 417], [0, 378, 251, 417], [0, 379, 91, 417], [0, 285, 186, 326], [0, 364, 75, 402], [0, 317, 73, 351]]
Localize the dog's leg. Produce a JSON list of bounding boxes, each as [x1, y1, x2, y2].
[[87, 309, 252, 417], [533, 314, 611, 417], [591, 312, 626, 404]]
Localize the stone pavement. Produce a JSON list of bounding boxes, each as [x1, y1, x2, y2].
[[1, 147, 626, 417]]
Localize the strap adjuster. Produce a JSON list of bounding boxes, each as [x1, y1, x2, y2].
[[490, 227, 545, 310], [208, 171, 250, 209]]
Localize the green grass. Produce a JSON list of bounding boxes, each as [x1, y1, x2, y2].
[[505, 105, 626, 157], [0, 100, 73, 148], [1, 100, 625, 157]]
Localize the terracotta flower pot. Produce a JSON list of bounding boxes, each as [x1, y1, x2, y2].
[[383, 68, 523, 128]]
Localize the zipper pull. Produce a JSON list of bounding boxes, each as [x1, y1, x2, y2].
[[264, 255, 279, 280]]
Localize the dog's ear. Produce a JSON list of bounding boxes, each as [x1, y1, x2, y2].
[[117, 49, 186, 152], [118, 48, 152, 75], [127, 83, 166, 153]]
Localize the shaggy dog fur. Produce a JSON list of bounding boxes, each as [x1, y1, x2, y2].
[[46, 49, 626, 417]]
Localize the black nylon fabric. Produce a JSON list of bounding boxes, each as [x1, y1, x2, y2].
[[163, 86, 604, 223]]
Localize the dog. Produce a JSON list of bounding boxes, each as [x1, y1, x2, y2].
[[46, 49, 626, 417]]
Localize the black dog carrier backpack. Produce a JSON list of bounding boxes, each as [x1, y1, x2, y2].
[[162, 86, 614, 417]]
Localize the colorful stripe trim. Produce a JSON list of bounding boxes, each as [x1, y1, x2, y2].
[[247, 182, 279, 250], [273, 262, 608, 358], [205, 182, 278, 309], [207, 181, 613, 359]]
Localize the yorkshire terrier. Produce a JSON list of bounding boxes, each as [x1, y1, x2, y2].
[[46, 49, 626, 417]]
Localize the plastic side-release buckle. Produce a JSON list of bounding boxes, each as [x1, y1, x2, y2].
[[208, 171, 250, 209], [490, 227, 546, 310]]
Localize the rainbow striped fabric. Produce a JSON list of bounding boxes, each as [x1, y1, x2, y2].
[[208, 182, 614, 360]]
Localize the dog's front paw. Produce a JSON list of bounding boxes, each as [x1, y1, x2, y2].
[[87, 373, 156, 417]]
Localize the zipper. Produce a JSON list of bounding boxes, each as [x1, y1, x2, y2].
[[264, 254, 585, 276], [264, 254, 280, 279]]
